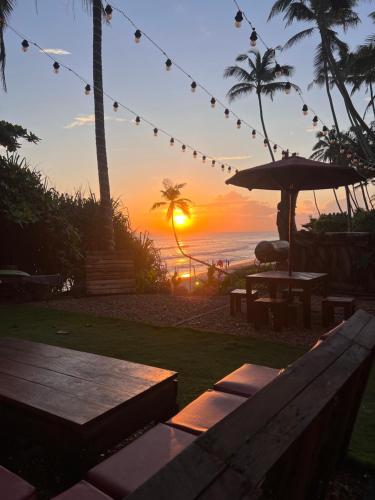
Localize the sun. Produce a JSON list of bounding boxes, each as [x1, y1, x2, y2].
[[173, 209, 189, 227], [173, 213, 188, 226]]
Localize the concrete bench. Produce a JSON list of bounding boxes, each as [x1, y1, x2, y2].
[[229, 289, 259, 316]]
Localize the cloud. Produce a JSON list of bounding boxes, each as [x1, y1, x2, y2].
[[306, 127, 317, 133], [64, 114, 129, 129], [215, 155, 252, 161], [64, 114, 95, 129], [40, 48, 71, 55]]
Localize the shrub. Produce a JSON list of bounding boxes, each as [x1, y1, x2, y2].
[[0, 153, 168, 292]]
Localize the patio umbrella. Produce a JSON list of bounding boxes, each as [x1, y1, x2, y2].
[[226, 155, 365, 275]]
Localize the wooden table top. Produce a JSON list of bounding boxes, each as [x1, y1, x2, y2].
[[0, 338, 176, 427], [246, 271, 328, 282]]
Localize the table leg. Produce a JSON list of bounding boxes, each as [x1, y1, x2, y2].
[[303, 288, 312, 328], [246, 279, 252, 323]]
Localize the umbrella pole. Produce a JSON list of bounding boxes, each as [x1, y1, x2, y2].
[[288, 191, 293, 276]]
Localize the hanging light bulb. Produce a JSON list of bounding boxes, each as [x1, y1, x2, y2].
[[273, 144, 277, 152], [211, 160, 216, 166], [340, 146, 345, 154], [234, 10, 243, 28], [285, 82, 291, 95], [250, 29, 258, 47], [252, 129, 256, 139], [312, 115, 319, 127], [274, 63, 282, 77], [135, 116, 141, 126], [170, 137, 175, 146], [134, 29, 142, 43], [224, 108, 230, 118], [302, 104, 308, 116], [236, 119, 241, 129], [53, 61, 60, 74], [221, 164, 225, 171], [235, 169, 239, 174], [347, 151, 352, 159], [113, 101, 119, 112], [228, 166, 232, 173], [21, 40, 29, 52], [84, 84, 91, 95], [202, 155, 206, 163], [153, 128, 158, 136], [210, 97, 216, 108], [322, 125, 328, 136], [165, 58, 172, 71], [191, 81, 197, 92], [182, 144, 186, 152], [193, 150, 197, 158], [264, 139, 268, 147], [104, 4, 113, 21]]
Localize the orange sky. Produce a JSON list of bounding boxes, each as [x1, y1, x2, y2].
[[129, 182, 348, 235]]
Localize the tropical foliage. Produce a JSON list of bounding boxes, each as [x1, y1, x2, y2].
[[0, 152, 168, 292], [303, 209, 375, 233]]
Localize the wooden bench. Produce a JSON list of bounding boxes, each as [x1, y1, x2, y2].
[[252, 297, 288, 330], [125, 310, 375, 500], [54, 310, 375, 500], [229, 289, 259, 316], [0, 466, 36, 500], [322, 296, 356, 326]]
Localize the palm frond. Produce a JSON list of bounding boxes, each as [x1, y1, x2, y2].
[[283, 28, 315, 50], [151, 201, 167, 211], [224, 65, 253, 82], [268, 0, 294, 20], [226, 82, 256, 102]]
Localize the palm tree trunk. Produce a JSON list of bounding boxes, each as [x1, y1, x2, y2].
[[333, 188, 344, 214], [171, 215, 228, 275], [257, 92, 275, 162], [93, 0, 114, 251], [370, 82, 375, 120], [323, 61, 346, 215], [313, 191, 321, 216], [320, 30, 375, 160]]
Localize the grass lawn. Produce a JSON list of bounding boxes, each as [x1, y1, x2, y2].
[[0, 303, 374, 470]]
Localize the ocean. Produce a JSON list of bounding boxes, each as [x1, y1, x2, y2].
[[152, 231, 278, 276]]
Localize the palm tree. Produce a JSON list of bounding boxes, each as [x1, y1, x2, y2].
[[0, 0, 114, 249], [151, 180, 228, 274], [0, 0, 15, 91], [224, 48, 298, 162], [224, 48, 299, 240], [91, 0, 114, 250], [269, 0, 375, 160]]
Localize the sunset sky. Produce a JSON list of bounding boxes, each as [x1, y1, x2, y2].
[[2, 0, 374, 235]]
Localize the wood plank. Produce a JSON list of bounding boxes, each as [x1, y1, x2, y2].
[[0, 338, 176, 385], [0, 357, 152, 407], [0, 371, 108, 425]]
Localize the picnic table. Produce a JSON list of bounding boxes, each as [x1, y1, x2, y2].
[[246, 271, 328, 328], [0, 338, 177, 460]]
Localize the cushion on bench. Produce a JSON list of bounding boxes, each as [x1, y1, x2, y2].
[[53, 481, 113, 499], [0, 466, 36, 500], [167, 390, 246, 435], [87, 424, 195, 499], [213, 363, 280, 398]]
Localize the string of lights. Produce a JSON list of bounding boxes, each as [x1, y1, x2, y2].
[[6, 22, 250, 175], [232, 0, 375, 172], [108, 1, 288, 153]]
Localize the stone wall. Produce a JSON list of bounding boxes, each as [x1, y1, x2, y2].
[[293, 232, 375, 293]]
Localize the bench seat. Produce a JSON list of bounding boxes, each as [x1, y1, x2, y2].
[[87, 424, 196, 499], [53, 481, 113, 499], [0, 466, 36, 500], [167, 390, 246, 435], [213, 363, 280, 398]]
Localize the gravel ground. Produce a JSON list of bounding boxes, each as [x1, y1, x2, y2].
[[36, 293, 375, 349]]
